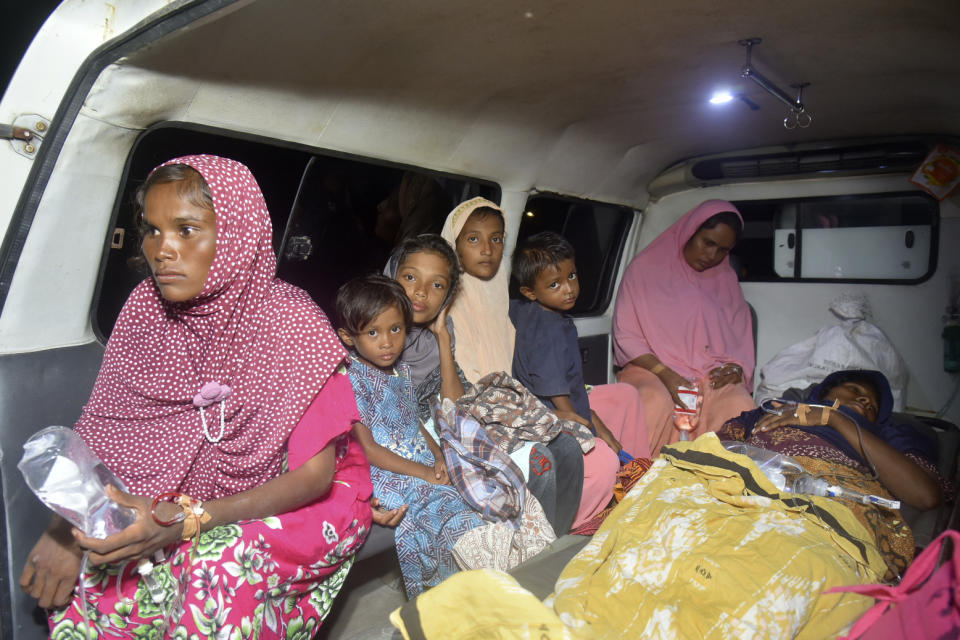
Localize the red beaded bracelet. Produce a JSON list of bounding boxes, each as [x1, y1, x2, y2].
[[151, 491, 188, 526]]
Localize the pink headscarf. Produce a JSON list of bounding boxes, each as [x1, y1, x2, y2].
[[74, 155, 347, 500], [613, 199, 754, 386]]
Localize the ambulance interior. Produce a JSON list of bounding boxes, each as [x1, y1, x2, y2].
[[1, 1, 959, 637]]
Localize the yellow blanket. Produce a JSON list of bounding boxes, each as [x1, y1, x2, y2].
[[391, 434, 887, 639]]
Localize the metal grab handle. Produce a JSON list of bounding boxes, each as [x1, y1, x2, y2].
[[738, 38, 814, 130], [784, 110, 813, 130]]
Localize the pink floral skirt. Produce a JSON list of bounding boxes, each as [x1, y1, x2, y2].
[[49, 493, 369, 639]]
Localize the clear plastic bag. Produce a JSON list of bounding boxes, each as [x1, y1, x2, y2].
[[722, 441, 804, 491], [18, 426, 136, 538], [721, 440, 899, 509], [756, 294, 909, 410]]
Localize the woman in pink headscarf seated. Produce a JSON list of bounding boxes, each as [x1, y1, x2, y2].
[[613, 200, 757, 456], [20, 155, 372, 638]]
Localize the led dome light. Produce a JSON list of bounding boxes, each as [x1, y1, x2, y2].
[[709, 91, 734, 105]]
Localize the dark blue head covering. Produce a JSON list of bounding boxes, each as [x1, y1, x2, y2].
[[807, 370, 893, 427], [740, 369, 936, 467]]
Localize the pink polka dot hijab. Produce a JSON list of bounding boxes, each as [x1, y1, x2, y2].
[[74, 155, 347, 500]]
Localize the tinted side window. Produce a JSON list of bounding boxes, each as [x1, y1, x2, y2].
[[514, 194, 633, 315], [95, 127, 311, 339], [94, 125, 498, 339], [278, 157, 497, 316], [731, 192, 938, 283]]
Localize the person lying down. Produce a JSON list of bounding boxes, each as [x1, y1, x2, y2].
[[387, 370, 949, 638], [718, 368, 946, 580]]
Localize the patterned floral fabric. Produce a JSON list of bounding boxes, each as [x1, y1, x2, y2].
[[51, 506, 364, 640], [549, 436, 886, 638], [457, 372, 595, 454], [569, 456, 654, 536], [451, 488, 556, 572], [389, 435, 887, 639], [49, 374, 372, 639], [717, 410, 944, 580], [346, 356, 483, 596]]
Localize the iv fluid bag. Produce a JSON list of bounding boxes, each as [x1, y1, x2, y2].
[[18, 426, 137, 539]]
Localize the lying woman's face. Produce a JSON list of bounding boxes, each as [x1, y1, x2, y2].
[[141, 181, 217, 302], [683, 222, 737, 272], [456, 210, 504, 280], [823, 381, 880, 422], [396, 250, 452, 325]]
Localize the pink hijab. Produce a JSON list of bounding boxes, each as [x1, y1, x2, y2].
[[613, 199, 754, 386], [74, 155, 346, 500]]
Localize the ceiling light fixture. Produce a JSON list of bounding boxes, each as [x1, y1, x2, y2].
[[709, 90, 734, 105], [738, 37, 812, 129], [710, 90, 760, 111]]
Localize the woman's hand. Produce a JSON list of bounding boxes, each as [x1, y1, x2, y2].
[[371, 497, 408, 527], [655, 367, 693, 408], [20, 516, 84, 609], [708, 363, 743, 390], [755, 401, 829, 433], [72, 485, 183, 567], [755, 401, 795, 433]]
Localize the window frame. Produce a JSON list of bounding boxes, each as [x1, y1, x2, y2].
[[731, 190, 940, 286], [516, 191, 634, 317], [91, 121, 501, 342]]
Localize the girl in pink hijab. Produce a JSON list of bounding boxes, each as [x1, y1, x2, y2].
[[613, 199, 756, 455], [21, 156, 372, 638]]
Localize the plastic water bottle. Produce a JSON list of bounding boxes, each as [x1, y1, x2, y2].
[[18, 426, 137, 538]]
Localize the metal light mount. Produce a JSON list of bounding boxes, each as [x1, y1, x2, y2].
[[739, 38, 812, 130]]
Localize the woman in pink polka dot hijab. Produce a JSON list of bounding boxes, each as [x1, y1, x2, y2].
[[21, 155, 373, 638]]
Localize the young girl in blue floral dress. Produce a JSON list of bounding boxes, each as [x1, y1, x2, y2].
[[336, 274, 483, 596]]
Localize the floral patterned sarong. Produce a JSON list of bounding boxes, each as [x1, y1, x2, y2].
[[48, 380, 373, 640]]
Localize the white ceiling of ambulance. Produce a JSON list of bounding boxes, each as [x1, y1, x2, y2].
[[88, 0, 960, 203]]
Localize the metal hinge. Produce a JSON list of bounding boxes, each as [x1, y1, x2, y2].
[[1, 114, 51, 158]]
